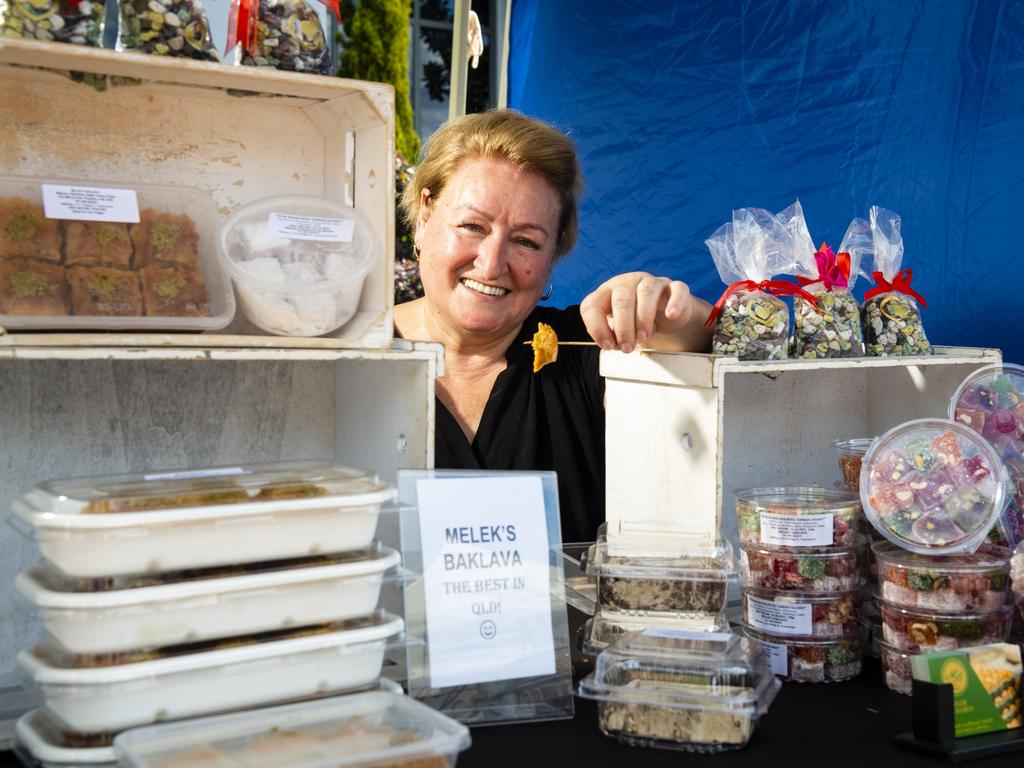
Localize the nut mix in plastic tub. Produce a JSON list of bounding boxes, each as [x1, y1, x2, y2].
[[741, 588, 863, 638], [10, 461, 396, 578], [878, 600, 1012, 653], [0, 174, 234, 331], [738, 539, 863, 593], [576, 630, 780, 753], [113, 690, 470, 768], [834, 438, 874, 493], [743, 626, 864, 683], [16, 545, 402, 655], [218, 195, 380, 337], [879, 640, 913, 695], [734, 486, 861, 547], [860, 418, 1008, 555], [873, 540, 1010, 612]]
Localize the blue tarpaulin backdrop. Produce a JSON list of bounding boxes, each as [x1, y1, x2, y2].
[[507, 0, 1024, 362]]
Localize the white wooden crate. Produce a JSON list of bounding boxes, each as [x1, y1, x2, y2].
[[601, 347, 1003, 546], [0, 38, 396, 347]]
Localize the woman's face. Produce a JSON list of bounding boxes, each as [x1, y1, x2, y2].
[[416, 156, 560, 341]]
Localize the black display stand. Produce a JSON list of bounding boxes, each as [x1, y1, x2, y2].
[[895, 677, 1024, 762]]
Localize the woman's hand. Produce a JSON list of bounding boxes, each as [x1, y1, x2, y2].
[[579, 272, 712, 353]]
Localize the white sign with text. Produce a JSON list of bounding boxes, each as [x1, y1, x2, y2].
[[42, 184, 140, 223], [416, 476, 556, 688]]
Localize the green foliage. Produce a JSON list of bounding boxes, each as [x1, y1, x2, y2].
[[339, 0, 420, 163]]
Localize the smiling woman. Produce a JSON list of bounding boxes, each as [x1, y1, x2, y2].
[[394, 110, 712, 541]]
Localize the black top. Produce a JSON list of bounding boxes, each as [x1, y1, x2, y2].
[[435, 305, 606, 543]]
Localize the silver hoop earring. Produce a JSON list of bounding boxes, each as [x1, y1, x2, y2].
[[540, 285, 553, 301]]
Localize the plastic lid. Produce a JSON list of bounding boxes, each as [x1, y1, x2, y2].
[[113, 691, 470, 768], [585, 521, 736, 581], [734, 486, 860, 511], [218, 195, 380, 293], [860, 418, 1007, 554], [22, 460, 388, 518], [581, 613, 731, 655], [834, 438, 875, 457], [949, 363, 1024, 453], [871, 540, 1010, 574]]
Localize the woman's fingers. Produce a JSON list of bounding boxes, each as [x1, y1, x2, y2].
[[580, 273, 696, 351]]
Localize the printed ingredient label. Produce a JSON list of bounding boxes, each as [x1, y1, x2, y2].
[[42, 185, 140, 223], [760, 511, 833, 546], [268, 213, 355, 242], [747, 594, 813, 635]]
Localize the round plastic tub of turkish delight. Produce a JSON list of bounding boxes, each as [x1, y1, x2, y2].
[[741, 587, 864, 638], [834, 438, 875, 494], [859, 418, 1008, 555], [734, 485, 861, 547], [16, 611, 404, 734], [743, 626, 865, 683], [576, 629, 780, 752], [15, 545, 403, 655], [738, 538, 864, 593], [218, 195, 380, 337], [879, 640, 914, 695], [873, 540, 1010, 612], [878, 599, 1012, 653], [949, 363, 1024, 456]]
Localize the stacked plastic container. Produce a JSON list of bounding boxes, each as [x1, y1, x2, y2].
[[9, 461, 409, 767], [735, 486, 868, 682], [858, 418, 1013, 694], [579, 521, 737, 654]]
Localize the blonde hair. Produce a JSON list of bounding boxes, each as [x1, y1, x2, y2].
[[401, 110, 583, 259]]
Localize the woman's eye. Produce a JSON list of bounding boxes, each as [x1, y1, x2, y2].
[[459, 222, 484, 233], [515, 237, 540, 250]]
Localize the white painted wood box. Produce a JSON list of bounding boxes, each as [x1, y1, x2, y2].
[[601, 347, 1003, 547]]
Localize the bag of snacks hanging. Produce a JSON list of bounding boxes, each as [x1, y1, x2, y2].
[[704, 207, 816, 360], [117, 0, 218, 60], [781, 201, 867, 358], [226, 0, 335, 74], [0, 0, 106, 46], [861, 206, 932, 356]]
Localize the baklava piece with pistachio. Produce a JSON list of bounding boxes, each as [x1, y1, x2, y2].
[[132, 209, 199, 268], [140, 264, 211, 316], [65, 222, 133, 268], [68, 266, 142, 316], [0, 198, 61, 262], [0, 258, 67, 315]]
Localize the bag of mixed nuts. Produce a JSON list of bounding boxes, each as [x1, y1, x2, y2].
[[0, 0, 106, 46], [117, 0, 218, 60], [227, 0, 334, 74]]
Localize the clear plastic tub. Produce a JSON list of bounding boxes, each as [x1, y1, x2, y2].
[[10, 461, 396, 577], [734, 486, 861, 547], [18, 612, 404, 734], [584, 523, 736, 619], [0, 174, 234, 330], [576, 630, 780, 752], [218, 195, 380, 337], [741, 587, 863, 638], [860, 418, 1008, 554], [17, 546, 402, 655], [743, 626, 864, 683], [834, 438, 874, 493], [873, 540, 1010, 612], [113, 690, 470, 768], [878, 600, 1012, 652], [879, 640, 913, 695], [738, 539, 863, 593], [580, 612, 730, 655]]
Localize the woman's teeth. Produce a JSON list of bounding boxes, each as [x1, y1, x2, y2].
[[462, 278, 508, 297]]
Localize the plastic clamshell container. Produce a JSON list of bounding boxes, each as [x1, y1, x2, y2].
[[585, 522, 736, 619], [11, 461, 396, 577], [218, 195, 381, 337], [741, 587, 863, 638], [0, 174, 234, 331], [734, 486, 861, 547], [17, 546, 402, 655], [743, 626, 865, 683], [878, 600, 1012, 653], [738, 538, 864, 593], [114, 690, 470, 768], [860, 418, 1008, 555], [879, 640, 913, 695], [577, 630, 780, 753], [873, 540, 1010, 612], [581, 612, 730, 655], [17, 612, 404, 734], [834, 438, 875, 493]]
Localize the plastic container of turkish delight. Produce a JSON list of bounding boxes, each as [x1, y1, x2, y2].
[[734, 486, 861, 547], [860, 418, 1008, 555], [879, 640, 914, 694], [834, 438, 874, 494], [581, 611, 731, 655], [16, 544, 403, 655], [0, 174, 234, 331], [878, 599, 1012, 653], [873, 540, 1010, 612], [9, 460, 396, 578], [741, 587, 863, 638], [114, 690, 470, 768], [583, 521, 736, 620], [218, 195, 380, 336], [738, 538, 864, 593], [17, 611, 404, 734], [743, 625, 865, 683], [577, 629, 780, 753]]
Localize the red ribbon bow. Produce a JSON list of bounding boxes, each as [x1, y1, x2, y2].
[[704, 279, 821, 328], [231, 0, 340, 53], [795, 242, 851, 292], [862, 268, 927, 308]]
